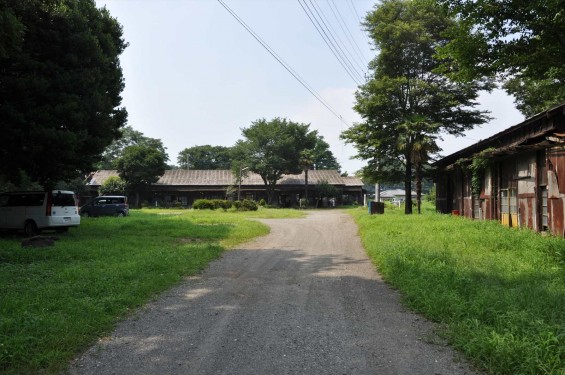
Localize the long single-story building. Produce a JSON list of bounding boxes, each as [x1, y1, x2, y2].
[[434, 103, 565, 236], [86, 169, 364, 207]]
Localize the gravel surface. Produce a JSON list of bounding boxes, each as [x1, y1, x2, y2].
[[67, 210, 479, 375]]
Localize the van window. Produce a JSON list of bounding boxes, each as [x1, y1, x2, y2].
[[5, 193, 44, 206], [52, 193, 76, 207]]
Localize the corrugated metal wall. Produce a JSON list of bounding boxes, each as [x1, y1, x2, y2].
[[436, 148, 565, 237]]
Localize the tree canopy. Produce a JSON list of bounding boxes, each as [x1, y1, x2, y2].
[[116, 145, 166, 206], [342, 0, 488, 213], [0, 0, 127, 188], [232, 118, 318, 204], [177, 145, 232, 170], [96, 126, 169, 169], [437, 0, 565, 116], [311, 137, 341, 171]]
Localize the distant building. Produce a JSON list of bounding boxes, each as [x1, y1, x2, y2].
[[434, 103, 565, 237], [378, 189, 417, 203], [86, 169, 363, 207]]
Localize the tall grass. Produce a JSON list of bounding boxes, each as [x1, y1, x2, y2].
[[350, 204, 565, 375], [0, 208, 303, 375]]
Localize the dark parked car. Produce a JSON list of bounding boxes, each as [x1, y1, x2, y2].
[[80, 196, 129, 217]]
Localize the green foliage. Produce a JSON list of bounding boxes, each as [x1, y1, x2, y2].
[[97, 126, 170, 170], [311, 137, 341, 170], [233, 199, 259, 211], [469, 150, 493, 196], [315, 180, 339, 198], [342, 0, 488, 214], [258, 198, 266, 207], [503, 75, 565, 118], [425, 184, 436, 203], [437, 0, 565, 116], [116, 145, 166, 188], [177, 145, 232, 170], [0, 0, 127, 188], [98, 176, 126, 196], [0, 171, 43, 192], [192, 199, 233, 211], [1, 208, 296, 374], [232, 118, 318, 203], [350, 207, 565, 374]]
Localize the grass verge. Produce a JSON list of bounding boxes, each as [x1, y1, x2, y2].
[[0, 207, 304, 375], [349, 204, 565, 375]]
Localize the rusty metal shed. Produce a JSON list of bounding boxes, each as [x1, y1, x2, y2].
[[434, 103, 565, 236]]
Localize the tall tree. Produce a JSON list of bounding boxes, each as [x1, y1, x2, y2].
[[97, 126, 169, 169], [232, 118, 317, 204], [299, 149, 315, 204], [0, 0, 127, 188], [311, 137, 341, 170], [177, 145, 232, 170], [437, 0, 565, 116], [341, 0, 488, 214], [116, 145, 166, 207]]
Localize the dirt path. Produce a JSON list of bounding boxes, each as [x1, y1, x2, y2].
[[68, 210, 479, 375]]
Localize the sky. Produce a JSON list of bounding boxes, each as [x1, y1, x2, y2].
[[95, 0, 525, 175]]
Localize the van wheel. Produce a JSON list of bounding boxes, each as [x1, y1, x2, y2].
[[24, 220, 38, 236], [81, 211, 90, 217], [117, 211, 125, 217]]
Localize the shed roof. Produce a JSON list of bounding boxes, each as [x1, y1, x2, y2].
[[434, 102, 565, 169]]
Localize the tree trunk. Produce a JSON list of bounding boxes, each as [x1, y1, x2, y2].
[[416, 161, 422, 214], [265, 183, 275, 205], [304, 169, 309, 205], [404, 158, 413, 214]]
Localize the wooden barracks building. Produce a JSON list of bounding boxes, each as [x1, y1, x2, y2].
[[434, 103, 565, 237]]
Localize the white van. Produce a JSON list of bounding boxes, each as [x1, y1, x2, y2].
[[0, 190, 81, 235]]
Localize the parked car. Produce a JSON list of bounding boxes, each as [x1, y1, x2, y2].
[[80, 196, 129, 217], [0, 190, 81, 236]]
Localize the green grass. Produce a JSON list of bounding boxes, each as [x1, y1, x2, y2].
[[0, 207, 304, 375], [349, 203, 565, 375]]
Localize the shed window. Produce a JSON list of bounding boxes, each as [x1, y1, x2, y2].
[[473, 195, 481, 220], [501, 188, 518, 227]]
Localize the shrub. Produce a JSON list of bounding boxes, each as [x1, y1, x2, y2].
[[192, 199, 232, 210], [242, 199, 258, 211], [259, 198, 266, 207], [192, 199, 214, 210], [217, 200, 232, 211], [233, 199, 258, 211]]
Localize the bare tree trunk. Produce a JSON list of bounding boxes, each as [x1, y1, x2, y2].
[[405, 158, 413, 214], [416, 162, 422, 214]]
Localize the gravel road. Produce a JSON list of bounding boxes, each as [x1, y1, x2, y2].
[[68, 210, 479, 375]]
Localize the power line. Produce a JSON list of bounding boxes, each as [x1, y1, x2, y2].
[[347, 0, 373, 48], [216, 0, 350, 127], [309, 0, 367, 78], [328, 0, 371, 65], [298, 0, 363, 85]]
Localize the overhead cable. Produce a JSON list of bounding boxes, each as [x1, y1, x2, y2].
[[328, 0, 371, 65], [308, 0, 366, 79], [298, 0, 363, 85], [217, 0, 350, 127]]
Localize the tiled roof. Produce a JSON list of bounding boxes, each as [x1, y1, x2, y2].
[[88, 169, 363, 187]]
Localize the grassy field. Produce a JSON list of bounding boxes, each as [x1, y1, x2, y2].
[[350, 204, 565, 375], [0, 207, 304, 375]]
